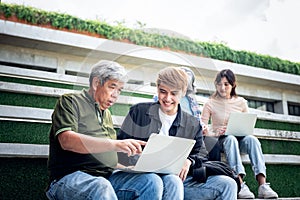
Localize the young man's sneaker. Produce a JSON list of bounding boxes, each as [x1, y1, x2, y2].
[[258, 183, 278, 199], [238, 182, 255, 199]]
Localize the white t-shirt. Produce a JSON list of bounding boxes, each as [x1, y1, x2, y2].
[[158, 108, 177, 135]]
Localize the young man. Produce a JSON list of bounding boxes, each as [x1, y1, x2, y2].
[[46, 60, 181, 200], [118, 66, 237, 200]]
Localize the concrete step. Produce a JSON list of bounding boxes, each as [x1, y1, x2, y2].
[[239, 198, 300, 200]]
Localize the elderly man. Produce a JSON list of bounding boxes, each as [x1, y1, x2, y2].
[[46, 60, 180, 200]]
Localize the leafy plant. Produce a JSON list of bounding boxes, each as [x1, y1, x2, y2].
[[1, 3, 299, 75]]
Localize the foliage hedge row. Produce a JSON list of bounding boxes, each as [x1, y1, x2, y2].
[[1, 3, 300, 75]]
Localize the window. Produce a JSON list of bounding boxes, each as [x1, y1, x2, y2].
[[288, 103, 300, 116], [247, 99, 274, 113]]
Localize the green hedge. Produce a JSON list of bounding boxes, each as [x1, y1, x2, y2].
[[1, 3, 299, 75]]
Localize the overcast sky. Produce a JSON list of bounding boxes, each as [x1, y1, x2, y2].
[[3, 0, 300, 63]]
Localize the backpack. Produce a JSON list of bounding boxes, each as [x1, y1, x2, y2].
[[192, 161, 241, 193]]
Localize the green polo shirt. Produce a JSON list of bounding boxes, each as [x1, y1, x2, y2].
[[48, 89, 117, 180]]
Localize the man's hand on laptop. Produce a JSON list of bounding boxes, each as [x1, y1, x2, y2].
[[113, 139, 146, 156], [114, 163, 134, 170], [179, 159, 192, 181]]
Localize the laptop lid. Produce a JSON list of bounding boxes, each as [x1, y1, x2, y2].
[[122, 133, 196, 174], [225, 113, 257, 136]]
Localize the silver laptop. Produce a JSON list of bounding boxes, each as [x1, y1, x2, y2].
[[120, 133, 195, 174], [225, 113, 257, 136]]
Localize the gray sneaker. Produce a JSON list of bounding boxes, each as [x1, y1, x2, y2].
[[258, 183, 278, 199], [238, 182, 255, 199]]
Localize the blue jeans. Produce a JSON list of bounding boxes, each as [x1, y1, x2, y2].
[[222, 135, 266, 177], [46, 171, 118, 200], [109, 171, 183, 200], [46, 170, 183, 200], [184, 175, 237, 200]]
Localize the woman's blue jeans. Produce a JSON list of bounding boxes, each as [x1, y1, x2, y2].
[[221, 135, 266, 177]]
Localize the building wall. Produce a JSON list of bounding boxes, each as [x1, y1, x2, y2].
[[1, 20, 300, 116]]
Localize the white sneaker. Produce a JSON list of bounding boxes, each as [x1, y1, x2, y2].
[[258, 183, 278, 199], [238, 182, 255, 199]]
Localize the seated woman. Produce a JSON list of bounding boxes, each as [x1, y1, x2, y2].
[[201, 69, 278, 199]]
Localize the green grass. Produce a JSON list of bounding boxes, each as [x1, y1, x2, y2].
[[1, 120, 300, 157], [260, 139, 300, 155], [2, 91, 299, 132], [0, 76, 154, 98], [1, 76, 299, 199], [256, 119, 300, 132], [0, 92, 58, 109], [0, 158, 299, 199], [243, 164, 300, 197], [0, 121, 50, 144], [0, 158, 48, 200], [0, 75, 85, 90]]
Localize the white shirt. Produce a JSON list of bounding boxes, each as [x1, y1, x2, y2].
[[158, 108, 177, 135]]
